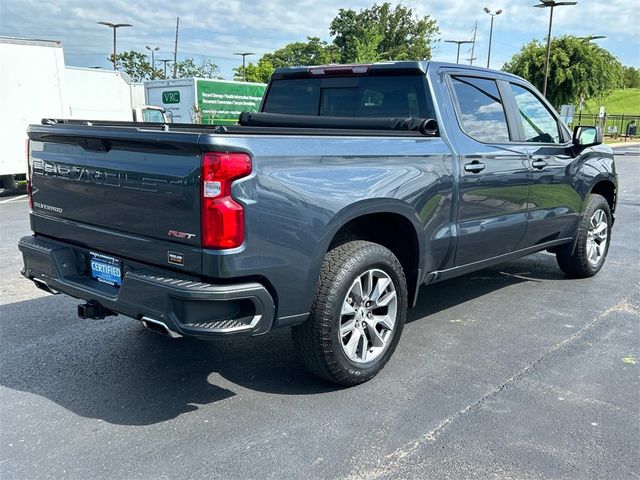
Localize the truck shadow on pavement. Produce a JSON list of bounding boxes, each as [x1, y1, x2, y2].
[[0, 253, 566, 426]]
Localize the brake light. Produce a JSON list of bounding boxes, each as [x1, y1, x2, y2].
[[201, 152, 252, 249], [307, 64, 370, 76], [26, 139, 33, 210]]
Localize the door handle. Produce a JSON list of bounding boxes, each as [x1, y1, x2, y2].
[[464, 161, 486, 173], [531, 158, 548, 170]]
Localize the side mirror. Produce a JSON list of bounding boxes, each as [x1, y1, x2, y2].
[[573, 125, 603, 149]]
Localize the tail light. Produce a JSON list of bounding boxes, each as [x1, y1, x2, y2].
[[201, 152, 252, 249], [26, 138, 33, 210]]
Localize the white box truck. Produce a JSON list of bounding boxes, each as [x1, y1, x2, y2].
[[0, 37, 66, 192], [65, 67, 168, 123], [0, 38, 169, 192], [145, 78, 266, 124]]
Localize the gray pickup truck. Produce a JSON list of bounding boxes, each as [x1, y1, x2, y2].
[[19, 61, 617, 385]]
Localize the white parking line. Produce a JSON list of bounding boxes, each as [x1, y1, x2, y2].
[[0, 194, 28, 204]]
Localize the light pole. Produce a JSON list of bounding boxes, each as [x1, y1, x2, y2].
[[146, 45, 159, 77], [234, 52, 254, 81], [158, 59, 172, 79], [578, 35, 606, 43], [484, 8, 503, 69], [445, 40, 474, 64], [534, 1, 577, 97], [97, 21, 132, 70]]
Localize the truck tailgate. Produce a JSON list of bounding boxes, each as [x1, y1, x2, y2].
[[27, 124, 204, 274]]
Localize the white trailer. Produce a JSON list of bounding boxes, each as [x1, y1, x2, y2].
[[0, 37, 66, 191], [65, 67, 168, 122], [65, 67, 136, 121]]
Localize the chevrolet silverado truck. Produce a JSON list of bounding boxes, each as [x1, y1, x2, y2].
[[19, 62, 617, 385]]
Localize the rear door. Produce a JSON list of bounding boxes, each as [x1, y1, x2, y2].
[[446, 73, 531, 266], [505, 82, 581, 246]]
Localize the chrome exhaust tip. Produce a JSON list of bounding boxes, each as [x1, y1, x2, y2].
[[33, 278, 59, 295], [141, 317, 182, 339]]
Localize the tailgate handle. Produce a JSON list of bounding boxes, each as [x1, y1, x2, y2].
[[78, 138, 111, 152]]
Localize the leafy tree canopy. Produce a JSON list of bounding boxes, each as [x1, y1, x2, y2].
[[110, 51, 156, 81], [235, 2, 439, 83], [622, 66, 640, 89], [330, 3, 439, 63], [233, 37, 330, 83], [111, 50, 219, 81], [173, 58, 220, 79], [503, 36, 623, 108]]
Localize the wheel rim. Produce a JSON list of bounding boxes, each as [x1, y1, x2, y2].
[[339, 268, 398, 364], [586, 209, 608, 266]]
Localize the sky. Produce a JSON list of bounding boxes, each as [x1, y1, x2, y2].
[[1, 0, 638, 80]]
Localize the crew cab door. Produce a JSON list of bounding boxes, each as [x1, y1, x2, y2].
[[446, 74, 530, 266], [505, 82, 581, 247]]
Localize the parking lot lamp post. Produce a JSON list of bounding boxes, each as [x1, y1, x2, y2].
[[146, 46, 160, 77], [484, 8, 503, 68], [445, 40, 474, 64], [234, 52, 255, 81], [97, 21, 133, 70], [534, 1, 577, 97]]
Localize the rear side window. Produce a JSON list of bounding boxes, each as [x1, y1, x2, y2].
[[451, 76, 510, 143], [510, 84, 561, 143], [263, 75, 434, 118]]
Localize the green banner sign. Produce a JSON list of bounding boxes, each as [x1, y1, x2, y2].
[[196, 80, 266, 124], [162, 91, 181, 104]]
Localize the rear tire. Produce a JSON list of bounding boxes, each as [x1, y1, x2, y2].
[[292, 241, 408, 386], [556, 194, 612, 278]]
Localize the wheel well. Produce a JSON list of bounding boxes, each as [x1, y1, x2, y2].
[[590, 180, 616, 213], [329, 213, 420, 306]]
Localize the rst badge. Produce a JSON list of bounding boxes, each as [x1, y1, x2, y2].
[[167, 230, 196, 240]]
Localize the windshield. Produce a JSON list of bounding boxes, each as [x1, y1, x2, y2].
[[142, 108, 166, 123]]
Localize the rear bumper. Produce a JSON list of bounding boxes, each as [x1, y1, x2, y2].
[[18, 235, 275, 338]]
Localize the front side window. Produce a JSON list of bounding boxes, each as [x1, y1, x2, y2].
[[450, 76, 510, 143], [510, 84, 560, 143]]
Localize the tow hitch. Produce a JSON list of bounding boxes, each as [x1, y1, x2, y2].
[[77, 301, 117, 320]]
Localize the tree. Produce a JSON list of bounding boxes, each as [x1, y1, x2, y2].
[[330, 3, 439, 63], [110, 50, 156, 81], [110, 50, 219, 80], [233, 57, 275, 83], [233, 37, 330, 83], [173, 58, 220, 78], [352, 25, 384, 63], [234, 3, 440, 83], [503, 36, 623, 108], [622, 66, 640, 89]]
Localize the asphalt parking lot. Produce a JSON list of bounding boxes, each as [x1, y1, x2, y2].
[[1, 147, 638, 480]]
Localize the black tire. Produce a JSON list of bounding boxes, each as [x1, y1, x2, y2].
[[556, 194, 612, 278], [292, 240, 408, 386]]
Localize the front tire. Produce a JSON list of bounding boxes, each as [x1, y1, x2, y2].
[[292, 241, 408, 386], [556, 194, 612, 278]]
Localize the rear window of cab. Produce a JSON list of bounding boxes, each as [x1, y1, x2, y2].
[[263, 75, 435, 119]]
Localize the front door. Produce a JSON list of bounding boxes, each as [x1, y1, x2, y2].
[[448, 74, 531, 266], [506, 82, 582, 247]]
